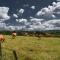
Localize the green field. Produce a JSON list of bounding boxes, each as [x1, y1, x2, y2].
[[1, 35, 60, 60]]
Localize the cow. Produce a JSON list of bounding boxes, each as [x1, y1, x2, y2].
[[12, 31, 17, 39], [0, 34, 5, 42]]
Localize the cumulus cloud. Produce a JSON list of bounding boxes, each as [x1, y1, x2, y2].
[[42, 19, 60, 30], [16, 18, 29, 30], [16, 18, 27, 25], [36, 6, 55, 18], [29, 16, 34, 19], [1, 2, 60, 31], [57, 0, 60, 2], [1, 18, 60, 31], [14, 8, 25, 17], [13, 14, 18, 18], [34, 1, 60, 30], [44, 19, 60, 24], [25, 18, 45, 31], [18, 8, 24, 14], [24, 24, 45, 31], [36, 2, 60, 19], [0, 23, 6, 28], [30, 18, 44, 26], [7, 26, 16, 31], [0, 23, 25, 31], [30, 18, 44, 22], [52, 2, 57, 7], [0, 7, 10, 22], [15, 18, 45, 31], [31, 6, 35, 9]]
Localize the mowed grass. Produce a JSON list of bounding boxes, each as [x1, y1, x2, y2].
[[1, 35, 60, 60]]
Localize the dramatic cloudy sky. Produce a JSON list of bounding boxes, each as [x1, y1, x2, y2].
[[0, 0, 60, 31]]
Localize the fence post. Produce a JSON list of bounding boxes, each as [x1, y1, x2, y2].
[[13, 50, 18, 60], [0, 42, 2, 60]]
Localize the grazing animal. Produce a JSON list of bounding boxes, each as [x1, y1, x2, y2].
[[35, 33, 41, 40], [24, 32, 28, 36], [0, 34, 5, 42], [12, 31, 17, 39], [45, 33, 52, 37]]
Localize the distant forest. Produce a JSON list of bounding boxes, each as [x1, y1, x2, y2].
[[0, 30, 60, 37]]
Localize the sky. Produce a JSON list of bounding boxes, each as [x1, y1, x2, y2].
[[0, 0, 60, 31]]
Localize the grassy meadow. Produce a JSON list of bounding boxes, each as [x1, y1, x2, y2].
[[1, 35, 60, 60]]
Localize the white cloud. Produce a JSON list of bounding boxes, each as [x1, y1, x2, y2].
[[25, 24, 45, 31], [31, 6, 35, 9], [30, 18, 44, 25], [19, 8, 24, 14], [16, 19, 19, 22], [7, 26, 16, 31], [19, 19, 27, 23], [30, 18, 44, 22], [14, 8, 25, 17], [57, 0, 60, 2], [52, 15, 56, 18], [1, 19, 60, 31], [29, 16, 34, 19], [1, 2, 60, 31], [42, 19, 60, 30], [5, 26, 24, 31], [52, 2, 57, 7], [44, 19, 60, 24], [0, 7, 10, 22], [36, 2, 60, 19], [13, 14, 18, 18], [36, 6, 55, 18], [15, 18, 45, 31], [24, 18, 45, 31], [0, 23, 6, 29], [16, 18, 28, 25]]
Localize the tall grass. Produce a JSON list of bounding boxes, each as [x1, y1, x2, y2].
[[1, 35, 60, 60]]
